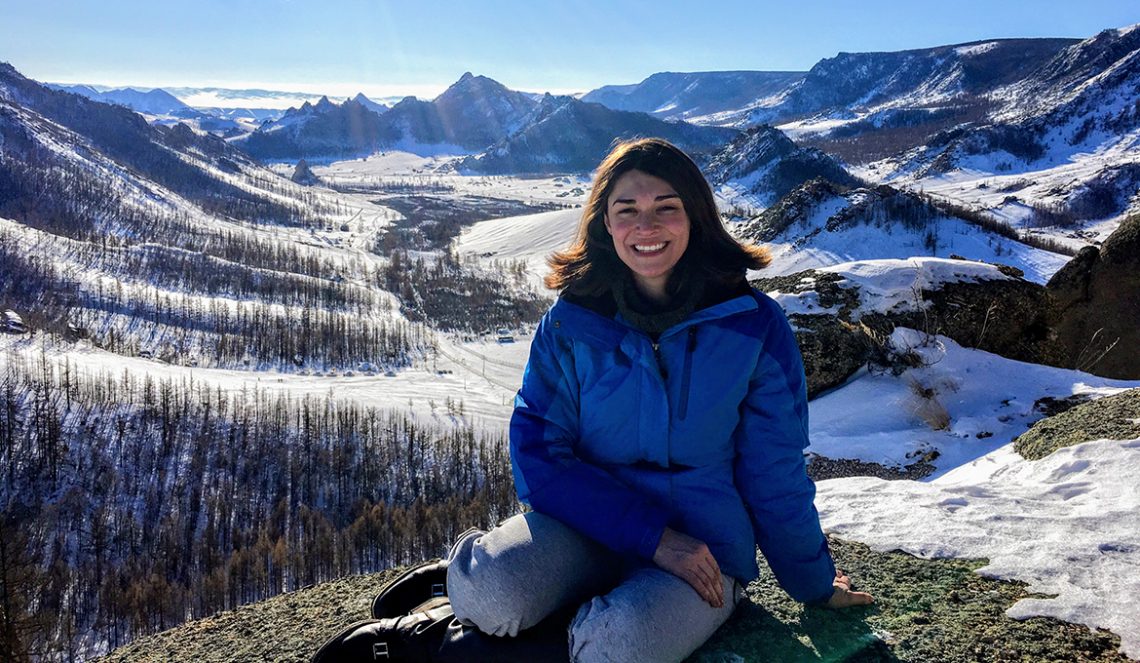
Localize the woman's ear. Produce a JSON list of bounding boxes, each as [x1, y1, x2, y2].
[[603, 213, 612, 235]]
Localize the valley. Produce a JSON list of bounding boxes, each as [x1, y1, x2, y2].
[[2, 20, 1140, 661]]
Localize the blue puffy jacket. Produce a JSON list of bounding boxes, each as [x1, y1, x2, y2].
[[509, 285, 836, 604]]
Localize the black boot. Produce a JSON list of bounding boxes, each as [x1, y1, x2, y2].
[[312, 600, 454, 663], [371, 561, 449, 619], [433, 606, 573, 663]]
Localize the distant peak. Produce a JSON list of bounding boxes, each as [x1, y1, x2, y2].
[[459, 71, 474, 82]]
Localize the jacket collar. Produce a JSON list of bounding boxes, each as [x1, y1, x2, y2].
[[551, 280, 759, 347]]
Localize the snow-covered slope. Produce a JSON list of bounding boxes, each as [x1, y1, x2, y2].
[[581, 70, 805, 124], [863, 25, 1140, 245], [755, 38, 1076, 128], [735, 181, 1071, 283], [455, 207, 581, 291], [812, 328, 1140, 658]]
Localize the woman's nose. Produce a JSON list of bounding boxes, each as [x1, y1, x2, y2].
[[635, 213, 660, 230]]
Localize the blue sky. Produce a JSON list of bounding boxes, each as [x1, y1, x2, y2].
[[3, 0, 1139, 98]]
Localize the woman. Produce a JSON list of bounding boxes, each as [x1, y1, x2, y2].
[[316, 138, 871, 662], [446, 137, 872, 660]]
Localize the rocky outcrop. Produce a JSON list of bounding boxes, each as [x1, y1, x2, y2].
[[290, 158, 319, 185], [752, 260, 1061, 397], [704, 126, 858, 204], [753, 220, 1140, 398], [1046, 214, 1140, 379]]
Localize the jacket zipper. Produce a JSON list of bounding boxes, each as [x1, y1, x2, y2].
[[678, 327, 697, 420], [651, 341, 665, 379]]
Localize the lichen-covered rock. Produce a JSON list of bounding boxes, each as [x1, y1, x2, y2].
[[752, 271, 867, 397], [695, 538, 1129, 663], [96, 568, 400, 663], [1014, 388, 1140, 460], [889, 275, 1061, 365]]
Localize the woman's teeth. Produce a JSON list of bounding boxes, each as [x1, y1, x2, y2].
[[633, 243, 666, 253]]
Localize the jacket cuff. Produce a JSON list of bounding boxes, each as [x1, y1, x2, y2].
[[634, 510, 669, 560], [804, 582, 836, 606]]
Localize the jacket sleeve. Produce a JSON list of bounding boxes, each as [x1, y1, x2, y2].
[[510, 313, 670, 560], [733, 294, 836, 604]]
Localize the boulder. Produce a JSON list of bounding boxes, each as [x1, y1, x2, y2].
[[1046, 214, 1140, 378]]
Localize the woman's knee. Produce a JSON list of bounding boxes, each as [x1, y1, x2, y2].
[[445, 513, 619, 637], [446, 526, 531, 636], [568, 571, 738, 663]]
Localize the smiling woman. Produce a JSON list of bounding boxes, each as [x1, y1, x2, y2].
[[546, 138, 770, 303], [313, 139, 872, 662]]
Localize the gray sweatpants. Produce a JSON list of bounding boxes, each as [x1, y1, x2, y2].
[[445, 512, 741, 663]]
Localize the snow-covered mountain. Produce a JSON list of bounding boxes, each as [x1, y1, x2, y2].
[[427, 72, 536, 145], [460, 93, 738, 173], [752, 38, 1077, 126], [48, 82, 194, 115], [705, 125, 858, 204], [351, 92, 390, 115], [237, 94, 398, 159], [239, 73, 737, 170], [861, 25, 1140, 242], [581, 70, 805, 123], [891, 25, 1140, 177], [238, 73, 538, 159]]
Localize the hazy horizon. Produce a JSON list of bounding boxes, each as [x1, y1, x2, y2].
[[4, 0, 1139, 105]]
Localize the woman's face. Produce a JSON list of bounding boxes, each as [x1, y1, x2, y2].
[[604, 169, 691, 302]]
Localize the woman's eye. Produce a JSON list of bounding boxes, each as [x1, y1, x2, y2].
[[616, 208, 636, 216], [658, 205, 678, 213]]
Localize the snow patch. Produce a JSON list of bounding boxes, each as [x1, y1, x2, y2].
[[954, 42, 1000, 57], [817, 437, 1140, 659]]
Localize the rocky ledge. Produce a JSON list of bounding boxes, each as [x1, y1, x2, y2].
[[1015, 387, 1140, 460], [100, 537, 1129, 662]]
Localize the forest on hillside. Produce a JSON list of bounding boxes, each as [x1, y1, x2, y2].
[[0, 351, 519, 661]]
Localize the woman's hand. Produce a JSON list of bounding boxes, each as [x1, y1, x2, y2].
[[652, 527, 725, 608], [827, 569, 874, 608]]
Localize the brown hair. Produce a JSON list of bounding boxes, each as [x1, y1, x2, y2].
[[545, 137, 769, 296]]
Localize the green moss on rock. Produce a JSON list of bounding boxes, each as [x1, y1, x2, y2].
[[693, 538, 1129, 663], [1014, 388, 1140, 460]]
